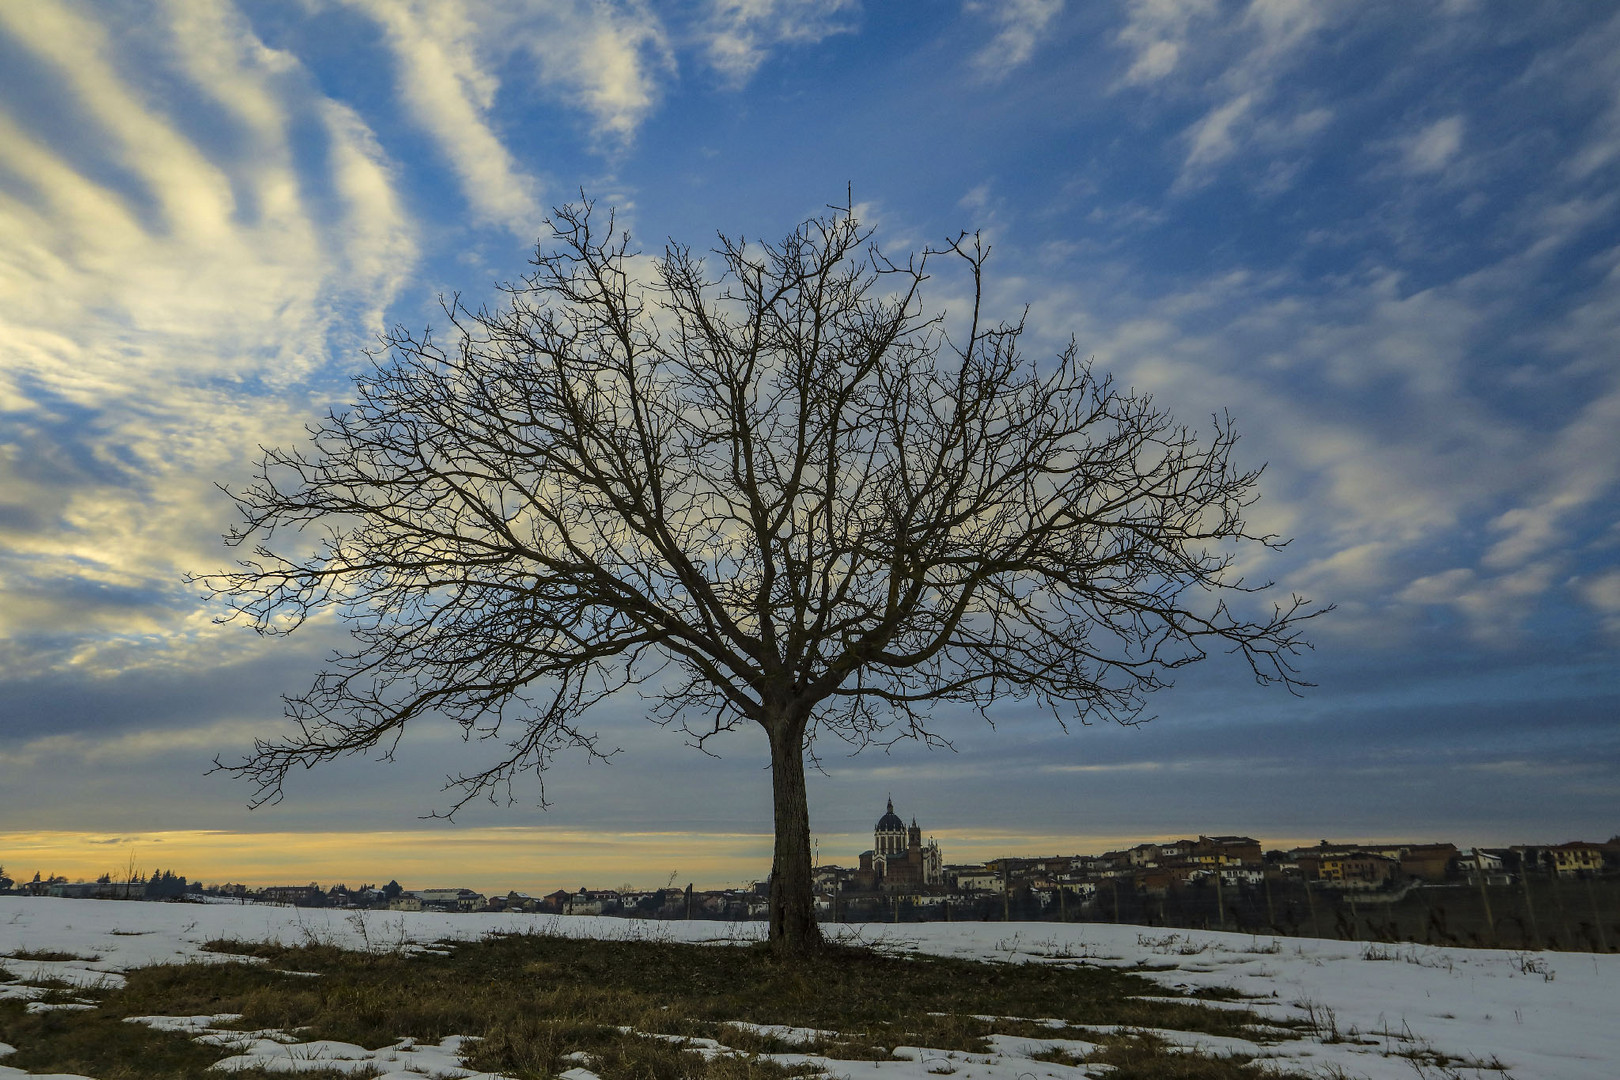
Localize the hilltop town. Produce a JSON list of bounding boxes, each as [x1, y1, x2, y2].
[[5, 801, 1616, 950]]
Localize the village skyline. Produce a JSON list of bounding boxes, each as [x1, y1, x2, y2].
[[6, 814, 1614, 898]]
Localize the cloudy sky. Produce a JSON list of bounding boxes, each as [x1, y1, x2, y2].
[[2, 0, 1617, 893]]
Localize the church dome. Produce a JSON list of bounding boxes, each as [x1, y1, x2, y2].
[[876, 798, 905, 832]]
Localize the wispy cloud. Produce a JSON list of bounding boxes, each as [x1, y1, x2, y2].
[[1113, 0, 1216, 87], [0, 719, 271, 769], [1109, 0, 1346, 191], [1182, 91, 1255, 172], [342, 0, 541, 233], [0, 1, 415, 675], [701, 0, 857, 85], [1542, 9, 1620, 180], [991, 160, 1620, 643], [966, 0, 1065, 80], [338, 0, 675, 222], [1576, 569, 1620, 636], [1400, 115, 1465, 174]]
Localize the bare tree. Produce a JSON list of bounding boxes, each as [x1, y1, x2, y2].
[[202, 198, 1322, 952]]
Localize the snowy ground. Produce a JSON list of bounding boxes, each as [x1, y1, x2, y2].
[[1, 896, 1615, 1078]]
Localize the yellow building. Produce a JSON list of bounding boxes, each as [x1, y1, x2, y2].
[[1550, 842, 1603, 877]]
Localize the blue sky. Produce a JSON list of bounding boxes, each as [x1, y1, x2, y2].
[[1, 1, 1617, 892]]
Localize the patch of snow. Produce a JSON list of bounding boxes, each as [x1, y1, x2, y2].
[[23, 1002, 95, 1014], [127, 1013, 245, 1033], [772, 1044, 1102, 1080], [983, 1033, 1101, 1059], [721, 1020, 840, 1045], [0, 898, 1616, 1078], [205, 1032, 501, 1077], [0, 958, 123, 990]]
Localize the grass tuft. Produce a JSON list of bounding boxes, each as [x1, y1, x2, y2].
[[3, 948, 100, 962], [1033, 1029, 1282, 1079]]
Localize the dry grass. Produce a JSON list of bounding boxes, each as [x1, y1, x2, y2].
[[1031, 1030, 1301, 1080], [2, 948, 100, 962], [1, 929, 1310, 1080]]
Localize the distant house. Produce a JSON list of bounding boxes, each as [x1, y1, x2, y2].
[[1137, 868, 1180, 896], [953, 871, 1001, 892], [1295, 850, 1398, 889], [1455, 849, 1511, 884], [1195, 836, 1263, 867], [495, 891, 543, 913], [549, 887, 620, 915], [22, 876, 64, 897], [1399, 843, 1458, 882], [260, 884, 326, 906], [47, 882, 97, 899], [1548, 842, 1604, 878], [410, 888, 487, 912], [265, 884, 325, 906], [1065, 881, 1098, 901], [46, 880, 145, 900], [812, 866, 854, 902], [1219, 866, 1265, 887], [1126, 844, 1160, 868]]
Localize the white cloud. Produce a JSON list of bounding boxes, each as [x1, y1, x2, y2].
[[1114, 0, 1217, 87], [1543, 10, 1620, 180], [1577, 569, 1620, 636], [1239, 0, 1327, 71], [1401, 115, 1465, 174], [984, 168, 1620, 643], [1482, 378, 1620, 572], [0, 718, 274, 769], [513, 0, 672, 143], [1182, 91, 1254, 171], [321, 100, 419, 332], [703, 0, 856, 85], [0, 1, 417, 670], [958, 182, 993, 211], [1396, 561, 1561, 640], [338, 0, 673, 221], [967, 0, 1065, 80], [1116, 0, 1342, 191], [342, 0, 542, 233]]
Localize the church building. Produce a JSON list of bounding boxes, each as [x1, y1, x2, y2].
[[858, 798, 943, 889]]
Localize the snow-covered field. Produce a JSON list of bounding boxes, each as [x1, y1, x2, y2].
[[1, 896, 1615, 1078]]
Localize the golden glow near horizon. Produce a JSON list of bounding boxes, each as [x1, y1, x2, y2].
[[0, 828, 1348, 896], [0, 829, 772, 894]]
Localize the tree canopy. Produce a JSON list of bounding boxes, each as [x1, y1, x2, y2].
[[204, 199, 1322, 950]]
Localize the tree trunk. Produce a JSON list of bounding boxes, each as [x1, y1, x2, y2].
[[766, 716, 822, 953]]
